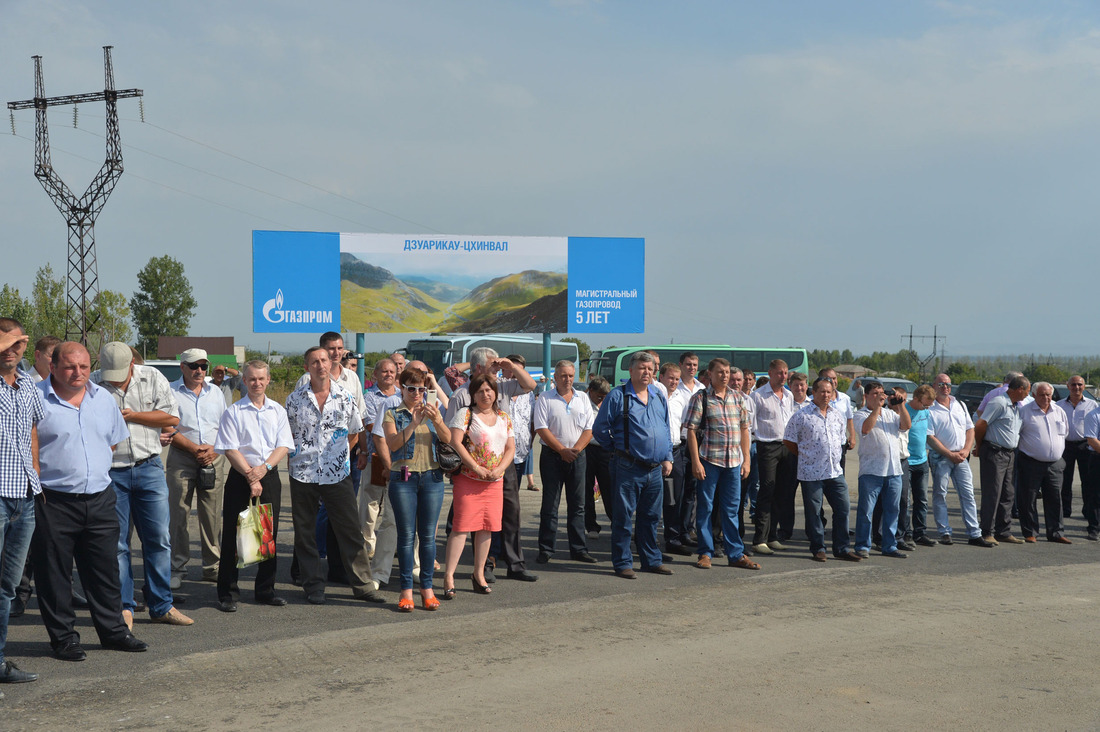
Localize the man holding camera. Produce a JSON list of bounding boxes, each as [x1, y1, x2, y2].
[[852, 381, 911, 558]]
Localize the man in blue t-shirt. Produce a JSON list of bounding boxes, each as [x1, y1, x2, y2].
[[905, 385, 936, 546]]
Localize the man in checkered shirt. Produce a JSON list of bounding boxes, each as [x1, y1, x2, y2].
[[0, 318, 43, 686]]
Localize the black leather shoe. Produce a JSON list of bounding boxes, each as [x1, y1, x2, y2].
[[506, 569, 538, 582], [915, 536, 937, 547], [570, 552, 598, 564], [218, 600, 238, 613], [9, 597, 26, 618], [256, 596, 287, 607], [968, 537, 995, 548], [53, 641, 87, 662], [356, 590, 386, 604], [484, 563, 496, 584], [666, 545, 693, 556], [103, 634, 148, 653], [306, 591, 326, 605], [0, 661, 38, 683], [535, 552, 551, 564], [882, 550, 908, 559]]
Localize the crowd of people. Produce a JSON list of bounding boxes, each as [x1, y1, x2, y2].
[[2, 320, 1098, 693]]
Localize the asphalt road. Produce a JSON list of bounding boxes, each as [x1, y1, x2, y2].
[[7, 452, 1100, 731]]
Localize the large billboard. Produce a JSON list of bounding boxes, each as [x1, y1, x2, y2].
[[253, 231, 644, 334]]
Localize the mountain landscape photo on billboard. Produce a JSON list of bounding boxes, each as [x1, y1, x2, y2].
[[340, 252, 568, 333]]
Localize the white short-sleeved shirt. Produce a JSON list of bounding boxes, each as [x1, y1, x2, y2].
[[532, 388, 594, 448], [1018, 401, 1068, 463], [750, 383, 796, 442], [927, 397, 973, 452], [214, 396, 295, 468], [1057, 397, 1099, 442], [854, 407, 902, 477]]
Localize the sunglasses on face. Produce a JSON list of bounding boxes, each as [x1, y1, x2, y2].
[[184, 362, 208, 371], [403, 385, 427, 394]]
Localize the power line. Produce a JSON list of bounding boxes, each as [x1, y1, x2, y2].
[[131, 117, 446, 234], [4, 132, 294, 228]]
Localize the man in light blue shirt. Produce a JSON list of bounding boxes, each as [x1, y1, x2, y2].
[[33, 342, 148, 662]]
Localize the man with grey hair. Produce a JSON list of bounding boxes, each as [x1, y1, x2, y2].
[[1017, 382, 1072, 543], [975, 371, 1025, 420], [974, 375, 1030, 544], [443, 347, 538, 581]]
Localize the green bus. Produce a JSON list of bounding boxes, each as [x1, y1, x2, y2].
[[588, 345, 809, 385]]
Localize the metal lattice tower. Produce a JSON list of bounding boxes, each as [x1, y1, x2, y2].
[[7, 46, 143, 344]]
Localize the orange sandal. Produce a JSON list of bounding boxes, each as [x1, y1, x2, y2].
[[397, 596, 415, 612], [421, 594, 440, 611]]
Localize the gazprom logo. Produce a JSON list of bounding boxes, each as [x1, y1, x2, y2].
[[262, 288, 333, 325]]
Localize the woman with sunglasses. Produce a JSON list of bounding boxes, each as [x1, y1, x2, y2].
[[444, 373, 514, 597], [381, 368, 451, 611]]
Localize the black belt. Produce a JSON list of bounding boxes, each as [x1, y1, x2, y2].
[[1066, 439, 1086, 445], [984, 443, 1015, 453], [613, 449, 660, 471]]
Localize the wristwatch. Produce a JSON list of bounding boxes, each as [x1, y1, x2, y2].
[[264, 462, 274, 471]]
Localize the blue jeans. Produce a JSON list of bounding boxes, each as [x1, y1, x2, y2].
[[609, 456, 663, 570], [388, 469, 445, 591], [0, 496, 35, 664], [696, 461, 745, 561], [929, 453, 980, 539], [856, 474, 902, 553], [802, 477, 852, 556], [111, 457, 174, 616]]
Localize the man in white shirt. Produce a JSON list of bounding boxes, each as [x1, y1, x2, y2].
[[853, 381, 911, 558], [926, 374, 988, 546], [166, 348, 227, 588], [660, 363, 692, 555], [1017, 382, 1071, 543], [749, 359, 797, 555], [533, 361, 595, 564], [213, 360, 296, 611], [1057, 375, 1097, 519], [675, 352, 705, 550]]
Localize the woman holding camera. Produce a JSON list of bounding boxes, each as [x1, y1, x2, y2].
[[381, 368, 451, 611]]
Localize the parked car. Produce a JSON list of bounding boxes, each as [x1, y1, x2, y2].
[[845, 376, 919, 408], [954, 381, 999, 415]]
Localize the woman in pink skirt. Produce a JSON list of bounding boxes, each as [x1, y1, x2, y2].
[[444, 373, 514, 597]]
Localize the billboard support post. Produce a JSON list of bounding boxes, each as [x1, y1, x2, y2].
[[355, 332, 365, 385], [543, 332, 552, 392]]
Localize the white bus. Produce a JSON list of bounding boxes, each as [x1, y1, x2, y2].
[[403, 334, 579, 387]]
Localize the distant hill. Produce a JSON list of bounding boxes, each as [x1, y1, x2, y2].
[[448, 290, 567, 333], [340, 252, 393, 289], [340, 253, 449, 331], [448, 270, 567, 323], [398, 275, 469, 304]]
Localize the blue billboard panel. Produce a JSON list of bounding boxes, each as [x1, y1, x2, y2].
[[567, 237, 644, 333], [252, 231, 340, 333]]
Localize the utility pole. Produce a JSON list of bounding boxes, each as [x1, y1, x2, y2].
[[902, 325, 947, 383], [7, 46, 143, 344]]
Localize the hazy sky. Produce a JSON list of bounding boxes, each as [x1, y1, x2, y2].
[[4, 1, 1099, 358]]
